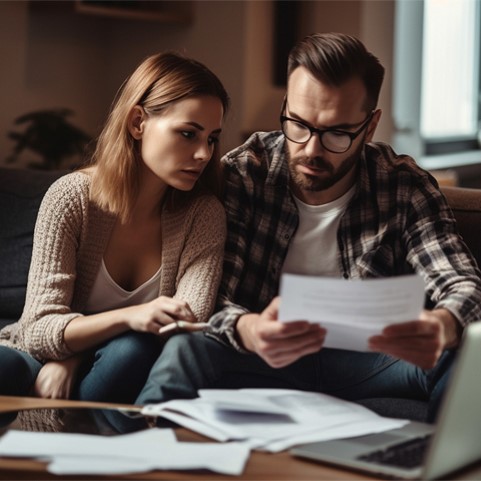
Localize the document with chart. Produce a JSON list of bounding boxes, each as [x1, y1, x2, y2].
[[279, 274, 425, 351]]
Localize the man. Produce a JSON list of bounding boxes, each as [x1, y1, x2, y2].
[[136, 33, 481, 422]]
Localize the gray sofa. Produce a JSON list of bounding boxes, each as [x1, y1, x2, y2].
[[1, 166, 481, 422], [0, 167, 66, 329]]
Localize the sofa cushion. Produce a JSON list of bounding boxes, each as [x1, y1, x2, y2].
[[441, 186, 481, 268], [0, 167, 66, 328]]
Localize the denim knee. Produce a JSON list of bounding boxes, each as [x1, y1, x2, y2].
[[0, 346, 41, 396], [75, 332, 162, 403], [136, 332, 228, 404], [161, 331, 208, 358], [94, 331, 162, 368]]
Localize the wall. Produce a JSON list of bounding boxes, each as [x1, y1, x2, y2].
[[0, 2, 111, 167], [240, 0, 395, 143], [0, 0, 247, 167], [360, 0, 395, 143], [0, 0, 395, 169]]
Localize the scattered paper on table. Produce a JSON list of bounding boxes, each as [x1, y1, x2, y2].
[[142, 388, 408, 452], [0, 428, 250, 476]]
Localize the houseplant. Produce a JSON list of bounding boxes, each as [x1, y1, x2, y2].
[[5, 109, 92, 170]]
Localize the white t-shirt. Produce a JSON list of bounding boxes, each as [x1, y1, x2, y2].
[[282, 186, 355, 277], [84, 259, 161, 314]]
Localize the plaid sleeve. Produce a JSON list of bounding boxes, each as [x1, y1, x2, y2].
[[404, 178, 481, 326], [206, 302, 250, 352], [206, 155, 254, 352]]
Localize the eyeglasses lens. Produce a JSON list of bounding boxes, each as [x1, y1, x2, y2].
[[282, 119, 351, 153]]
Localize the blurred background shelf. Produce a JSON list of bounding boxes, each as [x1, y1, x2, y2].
[[74, 1, 193, 24], [29, 1, 193, 25]]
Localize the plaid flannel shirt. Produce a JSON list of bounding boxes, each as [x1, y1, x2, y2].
[[207, 131, 481, 351]]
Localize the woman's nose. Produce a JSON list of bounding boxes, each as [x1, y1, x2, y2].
[[194, 142, 213, 162]]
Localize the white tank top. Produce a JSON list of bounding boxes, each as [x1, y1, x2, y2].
[[84, 259, 161, 314], [282, 186, 355, 277]]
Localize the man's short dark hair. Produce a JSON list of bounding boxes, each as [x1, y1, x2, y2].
[[287, 32, 385, 111]]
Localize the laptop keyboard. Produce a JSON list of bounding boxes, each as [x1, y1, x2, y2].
[[357, 435, 431, 469]]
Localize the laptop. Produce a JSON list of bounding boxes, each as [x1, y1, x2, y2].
[[290, 321, 481, 479]]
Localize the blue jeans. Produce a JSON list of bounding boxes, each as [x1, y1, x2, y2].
[[0, 346, 42, 396], [0, 332, 162, 403], [73, 331, 163, 403], [136, 332, 455, 423]]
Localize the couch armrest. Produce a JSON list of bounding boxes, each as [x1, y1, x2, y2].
[[441, 186, 481, 268]]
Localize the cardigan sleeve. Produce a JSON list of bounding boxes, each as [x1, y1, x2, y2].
[[171, 195, 226, 323], [13, 174, 89, 362]]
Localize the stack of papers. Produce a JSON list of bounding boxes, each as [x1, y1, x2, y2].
[[141, 389, 408, 452], [0, 428, 250, 476]]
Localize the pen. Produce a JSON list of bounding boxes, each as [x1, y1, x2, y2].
[[158, 321, 209, 336]]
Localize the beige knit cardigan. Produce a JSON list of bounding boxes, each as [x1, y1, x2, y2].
[[0, 172, 226, 362]]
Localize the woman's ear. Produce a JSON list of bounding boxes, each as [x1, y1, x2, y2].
[[128, 106, 145, 140]]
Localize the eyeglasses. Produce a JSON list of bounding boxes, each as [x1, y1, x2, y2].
[[280, 107, 374, 154]]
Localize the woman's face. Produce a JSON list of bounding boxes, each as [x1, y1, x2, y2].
[[136, 95, 224, 191]]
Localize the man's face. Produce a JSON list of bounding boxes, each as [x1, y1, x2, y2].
[[285, 67, 379, 205]]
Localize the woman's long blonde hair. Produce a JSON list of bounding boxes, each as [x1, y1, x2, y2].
[[87, 52, 230, 222]]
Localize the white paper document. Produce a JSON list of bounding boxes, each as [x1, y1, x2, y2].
[[141, 389, 408, 452], [0, 427, 250, 476], [279, 274, 425, 351]]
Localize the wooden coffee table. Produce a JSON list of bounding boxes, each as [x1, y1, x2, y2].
[[0, 395, 479, 480]]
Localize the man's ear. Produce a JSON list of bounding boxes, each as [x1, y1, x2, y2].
[[365, 109, 382, 143], [128, 106, 145, 140]]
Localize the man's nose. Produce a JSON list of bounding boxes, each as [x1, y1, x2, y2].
[[304, 132, 325, 157]]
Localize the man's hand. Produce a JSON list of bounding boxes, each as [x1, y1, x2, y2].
[[34, 355, 84, 399], [236, 297, 326, 368], [368, 308, 461, 369]]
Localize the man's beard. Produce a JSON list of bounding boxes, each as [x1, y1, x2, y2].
[[288, 141, 364, 192]]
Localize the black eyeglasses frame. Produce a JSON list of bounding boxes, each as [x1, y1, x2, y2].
[[280, 103, 375, 154]]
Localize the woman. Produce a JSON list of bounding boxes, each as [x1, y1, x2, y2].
[[0, 52, 229, 403]]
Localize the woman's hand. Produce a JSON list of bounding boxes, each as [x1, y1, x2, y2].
[[33, 355, 84, 399], [64, 297, 198, 353], [125, 296, 197, 334]]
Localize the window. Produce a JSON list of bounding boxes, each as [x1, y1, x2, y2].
[[393, 0, 481, 168], [421, 0, 479, 140]]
